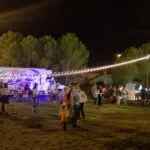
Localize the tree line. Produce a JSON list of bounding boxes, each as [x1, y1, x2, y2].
[[113, 44, 150, 86], [0, 31, 89, 73], [1, 30, 150, 86]]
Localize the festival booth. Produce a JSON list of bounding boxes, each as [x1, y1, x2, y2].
[[0, 67, 52, 92], [0, 67, 60, 102]]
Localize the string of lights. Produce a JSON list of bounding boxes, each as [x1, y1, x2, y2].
[[52, 54, 150, 77]]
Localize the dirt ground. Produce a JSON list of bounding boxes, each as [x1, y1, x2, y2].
[[0, 102, 150, 150]]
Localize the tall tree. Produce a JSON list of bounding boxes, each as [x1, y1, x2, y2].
[[21, 35, 38, 67], [58, 33, 89, 70], [0, 31, 23, 67], [113, 45, 150, 85], [57, 33, 89, 83], [38, 35, 57, 69], [0, 31, 90, 85], [112, 64, 139, 85]]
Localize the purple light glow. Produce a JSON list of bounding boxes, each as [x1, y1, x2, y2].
[[0, 67, 53, 92]]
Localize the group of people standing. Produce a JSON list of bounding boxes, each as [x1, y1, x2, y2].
[[59, 83, 87, 131], [0, 81, 128, 131], [0, 82, 88, 131], [18, 83, 39, 113], [22, 82, 88, 131], [92, 84, 128, 107], [0, 83, 40, 114]]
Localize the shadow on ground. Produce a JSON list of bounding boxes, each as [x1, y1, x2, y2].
[[2, 114, 45, 129]]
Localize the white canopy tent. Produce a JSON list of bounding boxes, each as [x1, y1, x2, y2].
[[0, 67, 52, 91]]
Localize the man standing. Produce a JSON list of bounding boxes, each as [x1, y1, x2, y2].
[[51, 84, 58, 107], [71, 84, 80, 128]]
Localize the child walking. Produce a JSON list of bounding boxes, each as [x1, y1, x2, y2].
[[59, 104, 69, 131]]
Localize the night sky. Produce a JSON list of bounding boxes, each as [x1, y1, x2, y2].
[[0, 0, 150, 66]]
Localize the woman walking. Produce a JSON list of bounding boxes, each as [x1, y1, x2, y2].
[[59, 87, 68, 116], [59, 104, 69, 131], [71, 84, 80, 128], [79, 87, 87, 119], [61, 87, 68, 105]]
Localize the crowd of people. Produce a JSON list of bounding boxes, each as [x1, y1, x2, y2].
[[91, 85, 128, 106], [59, 84, 87, 130], [0, 82, 88, 131], [0, 82, 129, 130], [1, 82, 150, 131], [0, 83, 62, 111], [92, 84, 150, 106]]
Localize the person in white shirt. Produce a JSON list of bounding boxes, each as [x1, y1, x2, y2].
[[94, 88, 102, 110], [47, 83, 52, 102], [116, 87, 122, 106], [71, 84, 80, 128], [32, 83, 39, 113], [122, 87, 128, 106], [79, 87, 87, 119], [51, 85, 58, 107]]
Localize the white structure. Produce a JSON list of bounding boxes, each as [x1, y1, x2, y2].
[[0, 67, 53, 91], [126, 83, 136, 100]]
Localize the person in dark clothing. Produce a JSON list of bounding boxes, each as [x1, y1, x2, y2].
[[0, 83, 9, 114], [67, 87, 73, 110], [141, 87, 146, 105], [71, 85, 80, 128], [32, 83, 39, 113]]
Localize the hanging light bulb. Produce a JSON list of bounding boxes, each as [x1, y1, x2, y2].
[[49, 54, 150, 77]]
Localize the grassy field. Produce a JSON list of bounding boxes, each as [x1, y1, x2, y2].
[[0, 102, 150, 150]]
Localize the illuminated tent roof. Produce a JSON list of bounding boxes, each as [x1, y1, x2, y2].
[[0, 67, 52, 83]]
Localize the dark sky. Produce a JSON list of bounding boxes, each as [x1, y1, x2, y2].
[[0, 0, 150, 66]]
